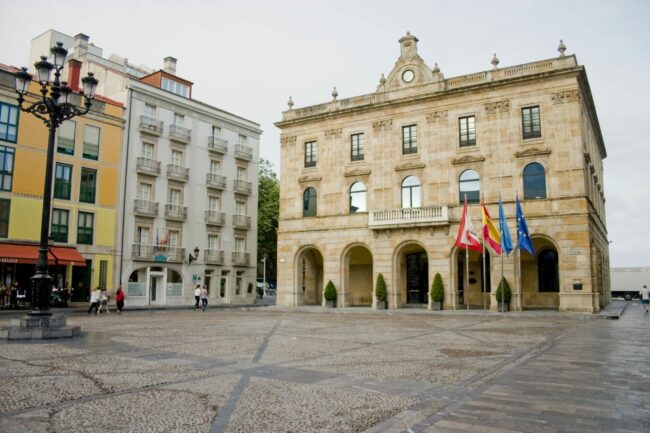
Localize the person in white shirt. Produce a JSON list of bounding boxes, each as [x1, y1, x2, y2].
[[87, 288, 100, 315], [639, 285, 649, 313], [194, 285, 201, 311]]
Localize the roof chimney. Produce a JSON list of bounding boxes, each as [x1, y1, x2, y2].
[[68, 59, 82, 91], [73, 33, 89, 58], [163, 56, 177, 75]]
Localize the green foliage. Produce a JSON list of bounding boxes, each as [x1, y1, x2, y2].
[[257, 159, 279, 279], [375, 273, 387, 302], [495, 277, 512, 304], [324, 280, 337, 301], [430, 272, 444, 302]]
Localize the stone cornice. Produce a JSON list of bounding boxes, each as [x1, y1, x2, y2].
[[394, 161, 425, 172], [298, 175, 322, 183], [344, 168, 372, 177], [515, 147, 551, 158], [451, 155, 485, 165]]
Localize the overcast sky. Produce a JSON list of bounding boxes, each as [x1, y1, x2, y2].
[[1, 0, 648, 267]]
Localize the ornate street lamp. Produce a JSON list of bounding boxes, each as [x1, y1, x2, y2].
[[14, 42, 98, 317]]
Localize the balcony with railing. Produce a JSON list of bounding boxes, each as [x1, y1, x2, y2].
[[368, 206, 449, 229], [133, 199, 159, 218], [232, 214, 251, 229], [136, 157, 161, 176], [166, 164, 190, 182], [169, 124, 192, 144], [207, 136, 228, 154], [234, 143, 253, 161], [233, 179, 252, 195], [232, 251, 250, 266], [139, 116, 164, 136], [206, 173, 227, 190], [131, 243, 185, 262], [205, 210, 226, 226], [204, 249, 225, 265], [165, 203, 188, 221]]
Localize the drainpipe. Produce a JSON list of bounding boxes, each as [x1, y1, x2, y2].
[[118, 88, 133, 286]]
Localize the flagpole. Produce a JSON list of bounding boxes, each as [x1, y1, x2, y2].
[[482, 213, 486, 311], [501, 247, 504, 313], [466, 242, 469, 312]]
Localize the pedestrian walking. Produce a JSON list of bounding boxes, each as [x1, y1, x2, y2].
[[115, 286, 125, 314], [97, 289, 110, 314], [9, 284, 17, 309], [640, 285, 650, 313], [88, 287, 100, 315], [16, 284, 26, 309], [194, 284, 201, 310], [200, 285, 208, 311]]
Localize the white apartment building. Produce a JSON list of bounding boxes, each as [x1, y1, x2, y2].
[[30, 31, 261, 306]]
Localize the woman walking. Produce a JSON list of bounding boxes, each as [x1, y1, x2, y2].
[[115, 286, 125, 314], [88, 287, 100, 315]]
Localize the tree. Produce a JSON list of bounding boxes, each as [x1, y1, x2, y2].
[[257, 159, 279, 283]]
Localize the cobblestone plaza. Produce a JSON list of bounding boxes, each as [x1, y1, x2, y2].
[[0, 306, 648, 433]]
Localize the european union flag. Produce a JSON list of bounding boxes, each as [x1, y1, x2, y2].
[[498, 197, 513, 255], [516, 195, 535, 256]]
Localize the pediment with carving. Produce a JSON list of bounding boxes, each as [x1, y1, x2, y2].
[[514, 147, 551, 158], [298, 175, 322, 183], [344, 168, 372, 177], [394, 161, 425, 172], [451, 154, 485, 165]]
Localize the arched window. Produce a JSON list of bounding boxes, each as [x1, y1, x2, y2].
[[349, 181, 367, 213], [538, 249, 559, 292], [523, 162, 546, 199], [401, 176, 421, 208], [459, 170, 480, 204], [303, 187, 317, 217]]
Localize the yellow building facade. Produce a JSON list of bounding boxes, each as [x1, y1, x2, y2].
[[0, 64, 124, 302]]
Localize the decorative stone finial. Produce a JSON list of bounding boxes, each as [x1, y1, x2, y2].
[[491, 53, 499, 68], [287, 96, 294, 110], [331, 86, 338, 100], [558, 39, 566, 57], [406, 31, 411, 36], [432, 63, 440, 73], [379, 74, 386, 85]]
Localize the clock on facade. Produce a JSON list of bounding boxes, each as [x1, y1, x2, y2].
[[402, 69, 415, 83]]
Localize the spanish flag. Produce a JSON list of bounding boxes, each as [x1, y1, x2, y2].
[[482, 204, 502, 255]]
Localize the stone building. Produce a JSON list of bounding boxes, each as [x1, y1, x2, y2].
[[27, 30, 261, 306], [275, 33, 609, 312]]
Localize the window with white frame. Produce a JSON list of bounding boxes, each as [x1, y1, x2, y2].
[[138, 183, 152, 201], [208, 234, 219, 251], [171, 149, 183, 166], [208, 196, 220, 211], [168, 188, 181, 206], [141, 142, 154, 159], [209, 160, 221, 174]]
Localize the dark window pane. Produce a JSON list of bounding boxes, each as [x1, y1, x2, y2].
[[522, 106, 541, 139], [523, 162, 546, 199], [303, 187, 317, 217]]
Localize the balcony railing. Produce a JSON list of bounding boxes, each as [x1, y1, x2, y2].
[[133, 199, 159, 218], [233, 179, 252, 195], [232, 214, 251, 229], [136, 157, 161, 176], [368, 206, 449, 229], [131, 243, 185, 263], [207, 136, 228, 154], [204, 249, 225, 265], [232, 251, 250, 266], [165, 204, 188, 221], [139, 116, 164, 136], [206, 173, 227, 190], [205, 210, 225, 226], [169, 124, 192, 144], [234, 144, 253, 161], [166, 164, 190, 182]]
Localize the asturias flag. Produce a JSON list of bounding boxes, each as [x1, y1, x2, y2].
[[455, 197, 482, 252], [498, 196, 513, 255], [482, 203, 501, 255], [516, 195, 535, 256]]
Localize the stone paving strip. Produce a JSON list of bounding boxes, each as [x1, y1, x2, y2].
[[0, 308, 646, 433]]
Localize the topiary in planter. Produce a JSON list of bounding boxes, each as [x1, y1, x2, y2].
[[430, 272, 444, 303], [375, 273, 387, 302], [495, 277, 512, 304], [324, 280, 337, 301]]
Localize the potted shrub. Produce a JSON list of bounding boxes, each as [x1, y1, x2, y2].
[[323, 280, 337, 308], [375, 273, 388, 309], [495, 276, 512, 312], [429, 272, 444, 310]]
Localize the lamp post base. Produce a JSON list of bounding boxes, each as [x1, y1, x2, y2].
[[0, 314, 80, 340]]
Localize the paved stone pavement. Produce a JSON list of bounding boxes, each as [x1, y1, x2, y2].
[[0, 304, 648, 433]]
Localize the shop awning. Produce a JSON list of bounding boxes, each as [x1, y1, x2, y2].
[[0, 243, 86, 266]]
